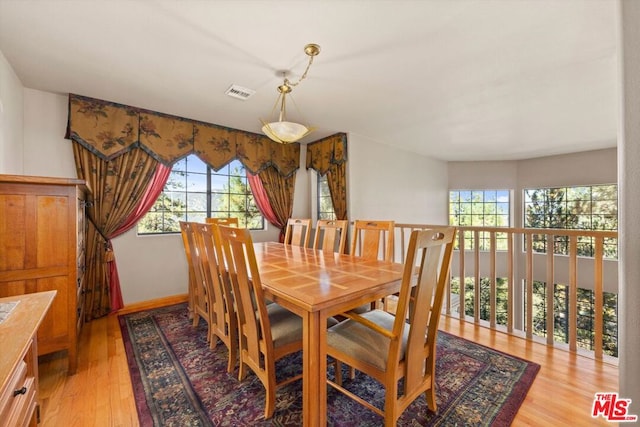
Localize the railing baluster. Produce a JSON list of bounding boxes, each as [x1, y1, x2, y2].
[[569, 235, 578, 352], [526, 231, 534, 340], [490, 232, 497, 329], [474, 230, 480, 324], [507, 231, 514, 333], [594, 237, 604, 360], [546, 233, 555, 346], [459, 230, 465, 321]]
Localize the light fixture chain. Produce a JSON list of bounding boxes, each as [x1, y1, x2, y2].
[[285, 55, 315, 88]]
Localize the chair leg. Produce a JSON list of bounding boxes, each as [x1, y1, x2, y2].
[[211, 333, 221, 350], [238, 361, 247, 381], [226, 343, 237, 373], [264, 376, 277, 419], [384, 381, 400, 427], [426, 388, 437, 412]]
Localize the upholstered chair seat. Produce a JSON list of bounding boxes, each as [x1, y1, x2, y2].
[[327, 310, 409, 371], [265, 303, 303, 348]]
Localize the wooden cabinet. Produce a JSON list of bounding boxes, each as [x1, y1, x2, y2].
[[0, 291, 56, 427], [0, 175, 88, 374]]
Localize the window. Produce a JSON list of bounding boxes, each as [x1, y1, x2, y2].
[[523, 184, 619, 357], [449, 189, 510, 250], [317, 173, 336, 220], [137, 155, 264, 234], [523, 184, 618, 258]]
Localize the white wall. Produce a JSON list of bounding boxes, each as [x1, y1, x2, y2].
[[347, 133, 448, 224], [23, 89, 76, 177], [517, 148, 617, 189], [448, 160, 519, 191], [0, 50, 24, 174]]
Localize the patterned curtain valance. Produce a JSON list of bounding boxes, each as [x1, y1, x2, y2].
[[305, 132, 347, 175], [67, 94, 300, 177]]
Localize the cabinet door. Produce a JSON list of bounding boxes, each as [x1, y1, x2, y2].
[[0, 185, 76, 357]]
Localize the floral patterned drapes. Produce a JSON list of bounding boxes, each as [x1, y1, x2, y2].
[[67, 94, 300, 177], [72, 143, 159, 318], [255, 166, 297, 241], [306, 133, 348, 220], [67, 94, 302, 318]]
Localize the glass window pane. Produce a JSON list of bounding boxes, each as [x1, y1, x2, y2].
[[187, 192, 207, 210], [484, 190, 497, 202], [165, 191, 187, 210], [211, 174, 227, 192], [471, 190, 484, 202], [497, 190, 509, 202], [186, 172, 208, 192], [230, 195, 247, 211], [165, 171, 186, 191], [186, 155, 208, 174], [317, 173, 336, 220], [172, 158, 187, 172]]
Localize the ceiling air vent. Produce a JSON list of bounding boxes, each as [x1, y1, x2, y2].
[[225, 85, 256, 100]]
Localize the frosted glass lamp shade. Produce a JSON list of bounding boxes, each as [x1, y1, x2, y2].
[[261, 121, 310, 144]]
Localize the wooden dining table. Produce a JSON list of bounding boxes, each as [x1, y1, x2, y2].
[[253, 242, 404, 427]]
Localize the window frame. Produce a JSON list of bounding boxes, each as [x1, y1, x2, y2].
[[137, 155, 264, 235], [317, 172, 336, 221], [448, 189, 511, 251]]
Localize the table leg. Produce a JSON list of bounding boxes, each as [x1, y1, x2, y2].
[[302, 310, 327, 427]]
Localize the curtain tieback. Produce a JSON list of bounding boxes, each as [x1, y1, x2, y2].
[[105, 242, 115, 262], [87, 214, 114, 261]]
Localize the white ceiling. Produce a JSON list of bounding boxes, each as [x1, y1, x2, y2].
[[0, 0, 619, 161]]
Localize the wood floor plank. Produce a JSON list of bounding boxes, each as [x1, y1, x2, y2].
[[37, 302, 618, 426]]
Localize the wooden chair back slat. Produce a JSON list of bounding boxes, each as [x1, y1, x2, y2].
[[313, 219, 348, 254], [284, 218, 312, 247], [351, 220, 395, 262]]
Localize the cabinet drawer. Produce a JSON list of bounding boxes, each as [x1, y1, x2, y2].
[[0, 359, 27, 422], [3, 376, 36, 427]]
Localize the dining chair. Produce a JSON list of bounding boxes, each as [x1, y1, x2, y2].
[[181, 222, 213, 337], [326, 226, 456, 426], [312, 219, 348, 254], [205, 217, 239, 227], [217, 224, 304, 419], [283, 218, 312, 247], [179, 221, 197, 321], [195, 222, 238, 373], [350, 220, 395, 262], [350, 220, 396, 312]]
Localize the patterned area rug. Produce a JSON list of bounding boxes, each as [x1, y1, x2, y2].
[[119, 304, 539, 426]]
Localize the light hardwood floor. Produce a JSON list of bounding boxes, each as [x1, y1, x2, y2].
[[37, 297, 619, 426]]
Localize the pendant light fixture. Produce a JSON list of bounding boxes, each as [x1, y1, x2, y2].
[[261, 43, 320, 144]]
